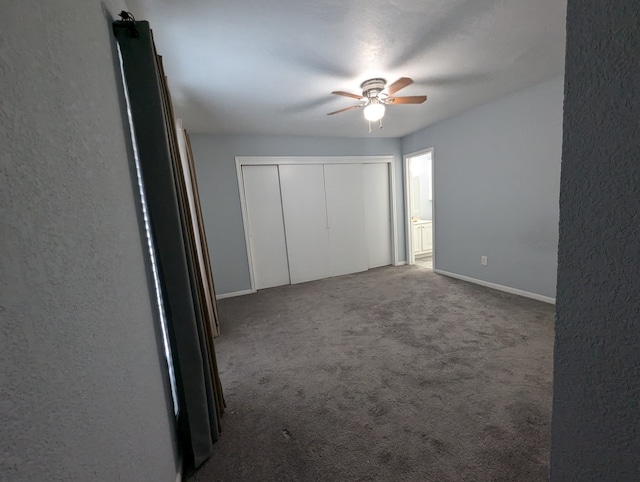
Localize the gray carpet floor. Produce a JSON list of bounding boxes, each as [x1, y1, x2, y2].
[[191, 265, 554, 481]]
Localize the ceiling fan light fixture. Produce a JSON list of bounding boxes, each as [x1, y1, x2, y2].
[[363, 102, 385, 121], [328, 77, 425, 128]]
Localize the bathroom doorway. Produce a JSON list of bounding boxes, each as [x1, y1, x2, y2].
[[404, 149, 434, 269]]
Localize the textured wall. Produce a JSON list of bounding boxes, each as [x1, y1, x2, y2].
[[0, 1, 178, 480], [190, 134, 403, 294], [551, 1, 640, 479], [402, 75, 564, 299]]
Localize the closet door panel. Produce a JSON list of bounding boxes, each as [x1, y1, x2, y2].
[[324, 164, 368, 277], [363, 163, 392, 268], [279, 164, 331, 284], [242, 165, 290, 289]]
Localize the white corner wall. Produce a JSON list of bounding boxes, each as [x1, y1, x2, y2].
[[1, 1, 178, 480], [402, 75, 564, 299]]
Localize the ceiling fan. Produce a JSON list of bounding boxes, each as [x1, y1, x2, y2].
[[327, 77, 427, 130]]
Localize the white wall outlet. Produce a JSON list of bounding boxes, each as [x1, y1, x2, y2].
[[481, 256, 488, 266]]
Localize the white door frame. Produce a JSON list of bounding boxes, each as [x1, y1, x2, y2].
[[236, 155, 399, 293], [403, 148, 435, 267]]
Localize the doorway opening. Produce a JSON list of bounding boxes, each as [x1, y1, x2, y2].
[[404, 149, 434, 269]]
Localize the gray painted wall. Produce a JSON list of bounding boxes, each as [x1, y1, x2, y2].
[[1, 1, 178, 480], [402, 75, 564, 299], [551, 1, 639, 479], [190, 134, 403, 295]]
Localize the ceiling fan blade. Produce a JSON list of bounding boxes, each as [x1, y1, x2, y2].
[[387, 95, 427, 105], [327, 105, 362, 116], [332, 90, 364, 100], [387, 77, 413, 96]]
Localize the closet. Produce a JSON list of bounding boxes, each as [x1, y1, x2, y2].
[[240, 158, 394, 290], [241, 165, 290, 289]]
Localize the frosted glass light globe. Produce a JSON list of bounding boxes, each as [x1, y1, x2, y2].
[[363, 103, 385, 121]]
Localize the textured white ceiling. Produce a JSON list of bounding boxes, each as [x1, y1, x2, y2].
[[127, 0, 567, 138]]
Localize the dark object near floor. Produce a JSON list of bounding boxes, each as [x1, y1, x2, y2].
[[190, 266, 554, 481]]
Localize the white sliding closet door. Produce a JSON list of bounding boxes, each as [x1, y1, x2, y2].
[[279, 164, 331, 284], [242, 165, 290, 289], [324, 164, 368, 277], [363, 163, 392, 268]]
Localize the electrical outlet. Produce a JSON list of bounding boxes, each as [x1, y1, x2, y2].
[[481, 256, 488, 266]]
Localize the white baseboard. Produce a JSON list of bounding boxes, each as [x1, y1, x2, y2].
[[434, 269, 556, 304], [395, 261, 407, 266], [217, 289, 254, 300]]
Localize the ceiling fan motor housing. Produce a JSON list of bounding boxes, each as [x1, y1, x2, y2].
[[360, 78, 386, 98]]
